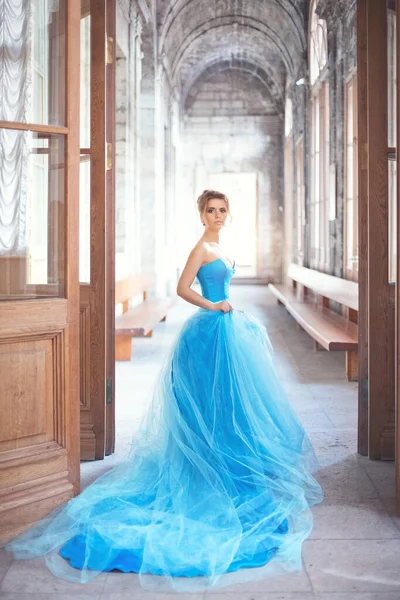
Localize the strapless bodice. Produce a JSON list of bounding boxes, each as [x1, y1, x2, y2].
[[196, 258, 235, 303]]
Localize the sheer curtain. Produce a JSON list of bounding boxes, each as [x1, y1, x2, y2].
[[0, 0, 32, 254]]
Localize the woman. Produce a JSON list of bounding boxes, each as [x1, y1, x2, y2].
[[5, 190, 323, 591]]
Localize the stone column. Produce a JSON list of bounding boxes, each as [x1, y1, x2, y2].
[[115, 1, 130, 278], [139, 21, 157, 276]]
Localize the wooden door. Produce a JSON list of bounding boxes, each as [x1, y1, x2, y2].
[[105, 0, 116, 456], [396, 0, 400, 513], [0, 1, 81, 542], [79, 0, 116, 460]]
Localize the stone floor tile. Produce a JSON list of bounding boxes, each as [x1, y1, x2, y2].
[[297, 411, 336, 431], [325, 412, 357, 429], [308, 431, 358, 469], [363, 463, 396, 500], [0, 553, 12, 569], [310, 498, 400, 540], [303, 539, 400, 592], [102, 572, 206, 596], [0, 551, 12, 587], [0, 558, 106, 594], [205, 593, 315, 600], [379, 497, 400, 531], [101, 594, 205, 599], [313, 461, 379, 502], [102, 571, 144, 594], [0, 595, 101, 600], [201, 570, 312, 595], [314, 593, 400, 600], [0, 568, 9, 587]]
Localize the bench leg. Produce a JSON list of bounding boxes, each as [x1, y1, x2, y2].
[[145, 330, 153, 338], [346, 350, 359, 382], [115, 335, 132, 361], [160, 316, 167, 322]]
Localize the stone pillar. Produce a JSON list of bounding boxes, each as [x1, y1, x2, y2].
[[115, 1, 130, 278], [139, 21, 157, 275], [332, 15, 345, 277], [130, 11, 143, 275]]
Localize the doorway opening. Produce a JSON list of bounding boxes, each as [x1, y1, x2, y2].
[[208, 172, 258, 277]]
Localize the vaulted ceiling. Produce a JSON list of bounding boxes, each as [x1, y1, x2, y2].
[[157, 0, 307, 114]]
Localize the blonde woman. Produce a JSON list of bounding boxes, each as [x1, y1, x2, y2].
[[6, 190, 322, 590]]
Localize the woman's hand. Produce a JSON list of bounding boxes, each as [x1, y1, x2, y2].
[[213, 300, 233, 313]]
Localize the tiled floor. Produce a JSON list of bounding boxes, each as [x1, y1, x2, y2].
[[2, 285, 400, 600]]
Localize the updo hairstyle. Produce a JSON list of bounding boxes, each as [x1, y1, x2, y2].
[[197, 189, 231, 219]]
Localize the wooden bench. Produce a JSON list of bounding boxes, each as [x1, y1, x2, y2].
[[268, 263, 358, 381], [115, 273, 175, 361]]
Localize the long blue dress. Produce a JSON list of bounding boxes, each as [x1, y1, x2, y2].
[[5, 258, 323, 589]]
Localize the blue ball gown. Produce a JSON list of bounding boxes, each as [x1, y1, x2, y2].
[[5, 257, 323, 589]]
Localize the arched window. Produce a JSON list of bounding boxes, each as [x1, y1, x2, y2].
[[309, 0, 330, 272], [309, 1, 328, 86]]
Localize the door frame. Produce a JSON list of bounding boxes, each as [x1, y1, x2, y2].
[[396, 0, 400, 513], [79, 0, 116, 460]]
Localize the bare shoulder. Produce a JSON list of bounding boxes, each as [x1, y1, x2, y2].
[[187, 241, 207, 263]]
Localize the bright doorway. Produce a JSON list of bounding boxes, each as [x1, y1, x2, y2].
[[208, 172, 258, 277]]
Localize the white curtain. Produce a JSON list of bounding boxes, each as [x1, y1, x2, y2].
[[0, 0, 32, 253]]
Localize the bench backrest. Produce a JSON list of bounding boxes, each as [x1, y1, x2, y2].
[[115, 273, 154, 305], [288, 263, 358, 311]]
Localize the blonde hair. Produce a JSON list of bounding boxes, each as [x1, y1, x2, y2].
[[197, 189, 230, 218]]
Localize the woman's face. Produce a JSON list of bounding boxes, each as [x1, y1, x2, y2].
[[202, 198, 229, 230]]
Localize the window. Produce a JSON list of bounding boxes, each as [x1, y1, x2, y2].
[[309, 3, 330, 272], [296, 139, 305, 264], [0, 0, 66, 298], [285, 97, 294, 266], [309, 0, 328, 86], [79, 10, 91, 283], [344, 73, 359, 281], [310, 81, 330, 271], [208, 172, 258, 278]]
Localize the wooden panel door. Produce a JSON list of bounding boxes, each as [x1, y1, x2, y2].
[[79, 0, 116, 460], [105, 0, 116, 456], [396, 0, 400, 513], [0, 1, 81, 542], [356, 0, 368, 456]]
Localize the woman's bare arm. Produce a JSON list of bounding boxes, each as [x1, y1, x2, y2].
[[177, 246, 216, 310]]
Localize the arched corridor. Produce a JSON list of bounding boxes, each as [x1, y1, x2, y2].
[[1, 0, 400, 595]]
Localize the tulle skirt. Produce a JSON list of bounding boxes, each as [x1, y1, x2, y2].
[[5, 307, 323, 591]]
